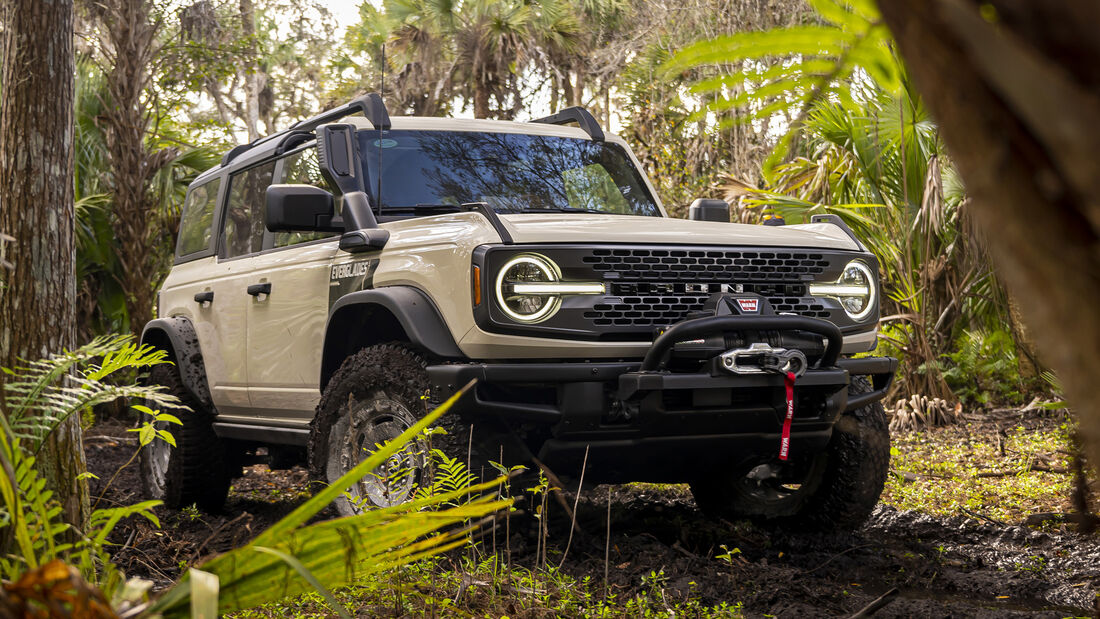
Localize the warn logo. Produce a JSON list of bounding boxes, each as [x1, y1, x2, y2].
[[736, 298, 760, 313]]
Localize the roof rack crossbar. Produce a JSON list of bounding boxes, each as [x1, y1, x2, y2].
[[531, 106, 605, 142], [221, 92, 391, 167]]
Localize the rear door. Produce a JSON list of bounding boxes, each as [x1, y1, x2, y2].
[[244, 145, 341, 421]]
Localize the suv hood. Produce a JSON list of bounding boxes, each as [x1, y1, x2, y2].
[[497, 214, 862, 251]]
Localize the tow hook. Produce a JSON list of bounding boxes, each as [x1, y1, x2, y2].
[[746, 462, 782, 484], [719, 342, 808, 377]]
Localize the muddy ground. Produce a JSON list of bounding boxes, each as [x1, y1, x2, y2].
[[85, 415, 1100, 618]]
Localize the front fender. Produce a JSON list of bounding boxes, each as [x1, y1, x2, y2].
[[321, 287, 465, 389]]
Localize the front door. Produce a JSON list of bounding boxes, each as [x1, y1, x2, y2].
[[245, 145, 341, 422], [205, 158, 277, 419]]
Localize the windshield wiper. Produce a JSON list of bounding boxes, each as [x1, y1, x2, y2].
[[378, 203, 463, 214], [517, 207, 606, 214]]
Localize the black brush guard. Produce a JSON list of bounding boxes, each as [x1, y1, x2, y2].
[[428, 314, 897, 483]]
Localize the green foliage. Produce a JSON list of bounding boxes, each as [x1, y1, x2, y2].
[[1, 336, 176, 453], [0, 336, 178, 594], [235, 554, 746, 618], [663, 0, 900, 174], [148, 383, 511, 618], [937, 330, 1031, 407], [415, 448, 477, 505]]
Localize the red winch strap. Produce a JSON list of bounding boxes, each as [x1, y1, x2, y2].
[[779, 371, 796, 461]]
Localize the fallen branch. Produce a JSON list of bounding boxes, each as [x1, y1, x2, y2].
[[959, 507, 1005, 526], [84, 434, 137, 445], [1023, 512, 1068, 526], [847, 587, 899, 618]]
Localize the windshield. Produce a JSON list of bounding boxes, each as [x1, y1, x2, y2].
[[359, 130, 661, 217]]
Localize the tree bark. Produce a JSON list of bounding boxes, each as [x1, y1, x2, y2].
[[876, 0, 1100, 466], [0, 0, 88, 526]]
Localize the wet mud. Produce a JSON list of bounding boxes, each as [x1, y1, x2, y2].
[[85, 420, 1099, 617]]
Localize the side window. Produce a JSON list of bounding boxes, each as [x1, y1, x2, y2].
[[177, 178, 221, 257], [274, 147, 340, 248], [223, 161, 276, 258]]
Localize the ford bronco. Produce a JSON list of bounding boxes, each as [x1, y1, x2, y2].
[[139, 93, 896, 529]]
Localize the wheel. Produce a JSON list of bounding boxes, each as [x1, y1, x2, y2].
[[309, 344, 437, 517], [139, 363, 230, 512], [690, 376, 890, 530]]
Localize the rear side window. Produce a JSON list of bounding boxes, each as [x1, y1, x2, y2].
[[223, 161, 276, 258], [176, 178, 221, 258]]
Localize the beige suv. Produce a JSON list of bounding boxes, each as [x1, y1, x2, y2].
[[140, 94, 896, 529]]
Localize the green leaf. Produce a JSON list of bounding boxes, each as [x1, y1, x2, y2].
[[131, 404, 155, 416], [156, 429, 177, 448], [155, 413, 182, 426], [137, 424, 155, 447], [253, 547, 352, 619]]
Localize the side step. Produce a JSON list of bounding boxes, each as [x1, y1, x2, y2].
[[212, 422, 310, 446]]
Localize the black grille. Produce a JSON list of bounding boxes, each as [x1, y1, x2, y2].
[[580, 248, 832, 328], [581, 248, 829, 279]]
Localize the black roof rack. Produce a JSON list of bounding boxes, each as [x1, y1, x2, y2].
[[531, 106, 604, 142], [220, 92, 392, 167]]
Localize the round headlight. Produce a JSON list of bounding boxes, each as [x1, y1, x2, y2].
[[809, 260, 876, 321], [495, 254, 562, 323], [838, 261, 875, 319]]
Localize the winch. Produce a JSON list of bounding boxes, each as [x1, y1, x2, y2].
[[718, 342, 808, 377]]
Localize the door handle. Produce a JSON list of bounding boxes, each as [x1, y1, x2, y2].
[[194, 291, 214, 304], [247, 282, 272, 296]]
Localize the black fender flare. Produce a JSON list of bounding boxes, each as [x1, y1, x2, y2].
[[321, 287, 465, 389], [140, 316, 213, 409]]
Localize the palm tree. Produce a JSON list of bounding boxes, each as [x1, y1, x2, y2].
[[73, 60, 220, 338], [451, 0, 532, 118]]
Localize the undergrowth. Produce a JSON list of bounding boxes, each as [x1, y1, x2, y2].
[[882, 419, 1077, 524], [233, 554, 744, 619]]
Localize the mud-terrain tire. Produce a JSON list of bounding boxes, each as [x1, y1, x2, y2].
[[139, 363, 231, 512], [310, 343, 496, 517], [691, 376, 890, 530]]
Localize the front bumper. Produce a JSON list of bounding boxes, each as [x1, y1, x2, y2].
[[428, 315, 896, 483]]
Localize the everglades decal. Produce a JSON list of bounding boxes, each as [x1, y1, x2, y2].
[[329, 259, 379, 307]]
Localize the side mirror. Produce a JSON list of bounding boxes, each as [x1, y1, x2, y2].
[[265, 184, 343, 233], [689, 198, 730, 223]]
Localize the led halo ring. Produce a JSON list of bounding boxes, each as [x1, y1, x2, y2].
[[494, 254, 563, 323], [809, 259, 877, 321]]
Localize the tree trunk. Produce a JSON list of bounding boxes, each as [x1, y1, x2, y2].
[[240, 0, 264, 142], [474, 84, 491, 119], [876, 0, 1100, 466], [572, 61, 586, 107], [95, 0, 170, 337], [0, 0, 87, 526]]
